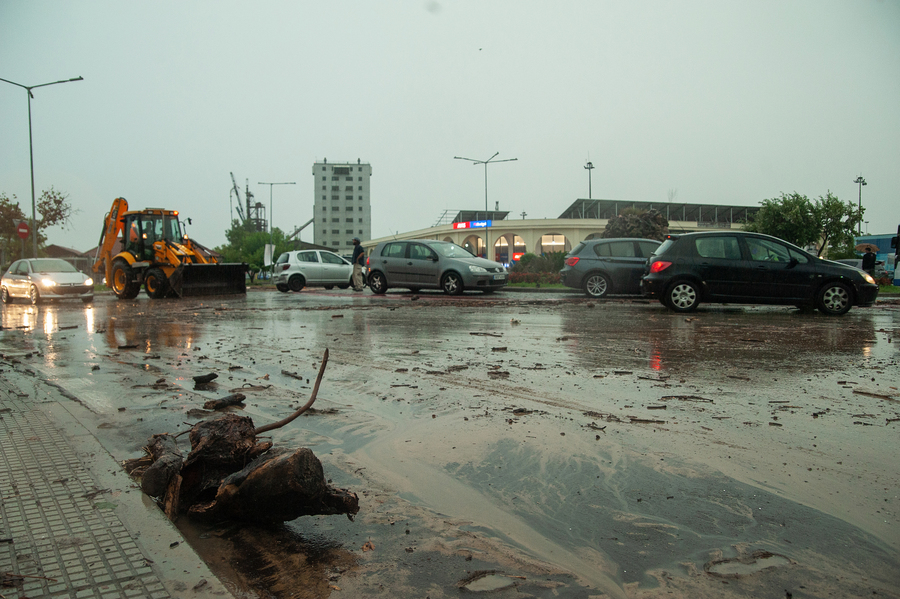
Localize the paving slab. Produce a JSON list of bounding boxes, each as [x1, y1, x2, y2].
[[0, 368, 233, 599]]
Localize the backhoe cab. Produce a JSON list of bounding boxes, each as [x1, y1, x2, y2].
[[92, 198, 247, 300]]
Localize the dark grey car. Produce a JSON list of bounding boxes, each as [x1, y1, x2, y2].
[[367, 239, 507, 294], [560, 238, 661, 297]]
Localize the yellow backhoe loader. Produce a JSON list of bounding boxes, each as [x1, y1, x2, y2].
[[92, 197, 247, 299]]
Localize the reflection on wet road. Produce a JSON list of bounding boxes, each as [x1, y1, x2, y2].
[[2, 291, 898, 598]]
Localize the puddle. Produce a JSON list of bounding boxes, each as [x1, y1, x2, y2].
[[458, 571, 519, 592], [705, 550, 792, 578]]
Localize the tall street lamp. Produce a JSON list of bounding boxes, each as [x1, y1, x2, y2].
[[0, 76, 84, 258], [454, 152, 518, 218], [853, 175, 867, 235], [584, 161, 594, 199], [258, 181, 296, 248]]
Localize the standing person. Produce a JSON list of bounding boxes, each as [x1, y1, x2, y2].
[[861, 246, 877, 275], [351, 237, 365, 291]]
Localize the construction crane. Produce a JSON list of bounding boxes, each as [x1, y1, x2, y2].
[[230, 172, 247, 222], [286, 218, 315, 241]]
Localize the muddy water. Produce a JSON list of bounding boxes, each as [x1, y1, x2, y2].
[[2, 292, 899, 598]]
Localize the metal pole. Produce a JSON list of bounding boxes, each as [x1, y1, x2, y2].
[[0, 76, 83, 258]]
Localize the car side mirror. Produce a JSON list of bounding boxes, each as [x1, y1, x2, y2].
[[786, 257, 799, 269], [430, 256, 438, 262]]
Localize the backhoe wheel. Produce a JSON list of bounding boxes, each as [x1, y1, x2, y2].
[[144, 268, 169, 299], [111, 259, 141, 300]]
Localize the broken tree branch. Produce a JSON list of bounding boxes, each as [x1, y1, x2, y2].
[[254, 349, 329, 435]]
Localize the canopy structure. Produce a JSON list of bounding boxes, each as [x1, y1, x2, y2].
[[558, 199, 759, 226]]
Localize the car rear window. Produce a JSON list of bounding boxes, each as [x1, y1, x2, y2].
[[654, 239, 676, 256], [637, 241, 660, 257], [570, 242, 586, 256]]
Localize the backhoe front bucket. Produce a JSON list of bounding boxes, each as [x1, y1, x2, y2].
[[169, 263, 248, 297]]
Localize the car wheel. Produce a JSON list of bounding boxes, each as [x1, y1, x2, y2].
[[288, 275, 305, 292], [583, 273, 610, 298], [666, 280, 700, 312], [816, 281, 852, 316], [111, 259, 141, 299], [1, 286, 10, 304], [408, 288, 420, 294], [324, 285, 334, 290], [338, 284, 350, 290], [144, 268, 169, 299], [29, 285, 41, 305], [82, 296, 93, 304], [368, 271, 387, 294], [441, 272, 463, 295]]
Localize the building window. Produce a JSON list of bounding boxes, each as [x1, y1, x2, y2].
[[331, 229, 339, 234], [345, 196, 352, 201], [345, 218, 353, 222], [358, 230, 363, 234], [345, 176, 352, 181], [358, 186, 362, 190], [332, 241, 339, 246], [322, 206, 326, 211], [322, 166, 326, 171], [346, 230, 353, 234], [358, 218, 363, 223], [345, 186, 353, 191], [346, 206, 353, 211], [321, 176, 325, 180], [331, 176, 338, 180], [332, 218, 339, 222], [358, 196, 363, 200], [332, 186, 339, 191], [321, 218, 326, 222], [332, 206, 340, 211]]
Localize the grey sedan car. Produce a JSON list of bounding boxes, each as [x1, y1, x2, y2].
[[2, 258, 94, 304], [367, 239, 507, 294]]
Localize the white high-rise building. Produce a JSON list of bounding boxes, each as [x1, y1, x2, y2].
[[312, 159, 371, 255]]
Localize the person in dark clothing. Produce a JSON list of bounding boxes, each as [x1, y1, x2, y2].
[[861, 247, 877, 275], [350, 237, 366, 291]]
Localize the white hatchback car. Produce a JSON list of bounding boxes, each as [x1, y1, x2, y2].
[[273, 250, 354, 292], [2, 258, 94, 304]]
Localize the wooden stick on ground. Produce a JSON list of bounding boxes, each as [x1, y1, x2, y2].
[[254, 349, 329, 435]]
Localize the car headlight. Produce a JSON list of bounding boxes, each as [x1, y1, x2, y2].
[[84, 278, 94, 286], [863, 273, 876, 285], [468, 265, 488, 273], [41, 278, 57, 287]]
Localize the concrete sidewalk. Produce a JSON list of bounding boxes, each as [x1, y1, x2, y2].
[[0, 367, 232, 599]]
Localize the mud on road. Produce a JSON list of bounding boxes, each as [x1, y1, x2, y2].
[[2, 290, 899, 598]]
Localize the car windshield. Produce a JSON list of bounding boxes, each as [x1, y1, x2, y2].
[[31, 259, 77, 273], [428, 241, 475, 258]]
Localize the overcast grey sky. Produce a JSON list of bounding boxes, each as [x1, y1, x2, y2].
[[2, 1, 898, 252]]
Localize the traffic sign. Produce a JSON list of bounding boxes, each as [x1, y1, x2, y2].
[[16, 220, 30, 240]]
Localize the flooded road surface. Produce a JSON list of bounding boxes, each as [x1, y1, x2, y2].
[[2, 290, 899, 598]]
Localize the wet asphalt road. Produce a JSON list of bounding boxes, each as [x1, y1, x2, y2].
[[1, 289, 899, 598]]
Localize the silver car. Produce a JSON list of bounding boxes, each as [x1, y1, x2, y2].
[[2, 258, 94, 304], [367, 239, 507, 295], [273, 249, 354, 292]]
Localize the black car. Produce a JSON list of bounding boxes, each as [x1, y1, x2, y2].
[[640, 231, 879, 315], [561, 238, 661, 297]]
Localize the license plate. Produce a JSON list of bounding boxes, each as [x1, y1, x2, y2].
[[493, 274, 506, 280]]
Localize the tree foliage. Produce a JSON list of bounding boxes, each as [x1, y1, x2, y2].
[[1, 188, 75, 263], [215, 220, 292, 276], [601, 208, 669, 241], [744, 192, 862, 257], [511, 251, 566, 274]]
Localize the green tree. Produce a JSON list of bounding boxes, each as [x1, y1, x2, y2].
[[745, 192, 863, 257], [601, 208, 669, 241], [814, 191, 862, 258], [0, 193, 28, 263], [744, 193, 820, 248], [215, 220, 292, 278]]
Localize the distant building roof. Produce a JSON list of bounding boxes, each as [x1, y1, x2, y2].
[[558, 199, 759, 224], [44, 244, 88, 258]]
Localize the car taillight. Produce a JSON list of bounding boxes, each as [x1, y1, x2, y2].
[[366, 257, 370, 266], [649, 261, 672, 273], [279, 264, 290, 271], [564, 257, 579, 266]]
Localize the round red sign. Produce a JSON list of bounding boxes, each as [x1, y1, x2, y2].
[[16, 221, 30, 240]]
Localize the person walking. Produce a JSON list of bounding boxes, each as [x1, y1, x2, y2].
[[861, 247, 877, 275], [351, 237, 366, 291]]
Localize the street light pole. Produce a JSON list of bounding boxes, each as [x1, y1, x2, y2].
[[584, 161, 594, 200], [0, 76, 83, 258], [454, 152, 518, 219], [853, 175, 867, 235], [258, 181, 296, 248]]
